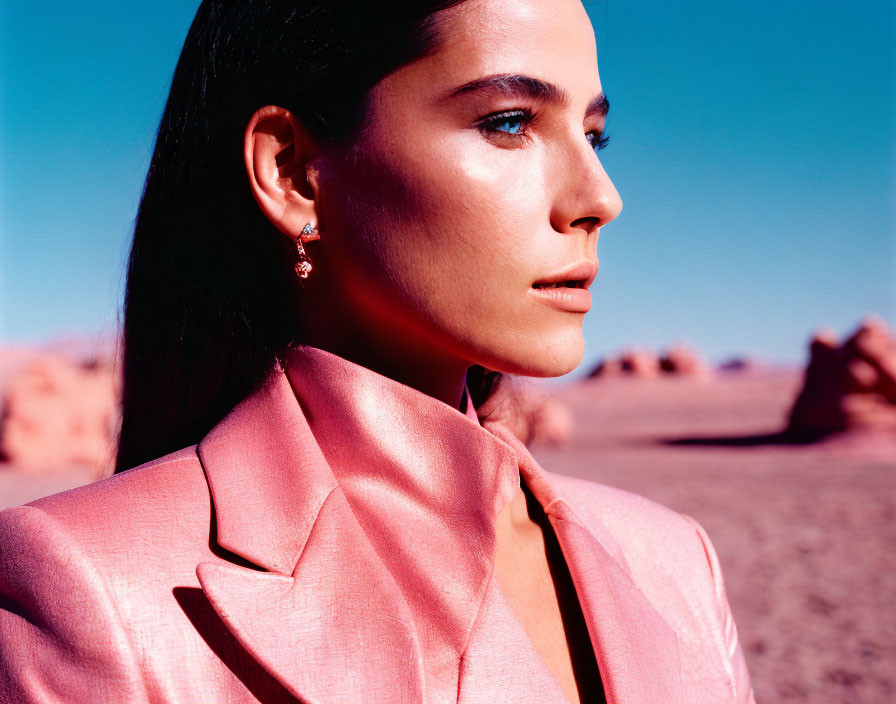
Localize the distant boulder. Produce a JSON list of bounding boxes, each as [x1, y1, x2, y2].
[[659, 343, 710, 376], [0, 354, 118, 474], [787, 317, 896, 438], [589, 343, 708, 378], [588, 347, 660, 378], [717, 356, 760, 372], [477, 377, 573, 447]]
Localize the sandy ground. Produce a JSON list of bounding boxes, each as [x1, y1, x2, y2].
[[534, 369, 896, 704], [1, 363, 894, 703]]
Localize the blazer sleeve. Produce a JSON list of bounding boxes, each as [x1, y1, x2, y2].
[[681, 514, 758, 704], [0, 505, 150, 703]]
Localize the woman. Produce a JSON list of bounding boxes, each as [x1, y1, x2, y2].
[[0, 0, 756, 702]]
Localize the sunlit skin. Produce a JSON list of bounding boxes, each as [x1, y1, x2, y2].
[[246, 0, 620, 699]]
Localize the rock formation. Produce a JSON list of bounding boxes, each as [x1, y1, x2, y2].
[[588, 343, 708, 378], [0, 354, 118, 474], [659, 343, 710, 376], [588, 347, 660, 378], [787, 317, 896, 438], [478, 376, 573, 447], [717, 357, 759, 372]]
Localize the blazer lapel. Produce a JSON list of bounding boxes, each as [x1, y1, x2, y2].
[[545, 508, 684, 704], [195, 368, 424, 703], [192, 349, 683, 704], [196, 490, 425, 704], [483, 421, 685, 704]]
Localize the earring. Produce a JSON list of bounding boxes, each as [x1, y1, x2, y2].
[[295, 223, 318, 280]]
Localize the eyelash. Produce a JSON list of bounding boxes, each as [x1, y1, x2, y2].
[[476, 108, 610, 152]]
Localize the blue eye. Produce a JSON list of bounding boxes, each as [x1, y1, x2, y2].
[[587, 131, 610, 153], [494, 117, 524, 134], [478, 109, 533, 140]]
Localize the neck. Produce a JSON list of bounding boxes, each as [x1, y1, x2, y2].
[[295, 284, 470, 411]]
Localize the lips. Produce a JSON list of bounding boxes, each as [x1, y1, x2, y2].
[[532, 261, 599, 290], [532, 280, 585, 289]]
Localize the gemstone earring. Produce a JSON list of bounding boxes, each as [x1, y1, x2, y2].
[[295, 223, 319, 280]]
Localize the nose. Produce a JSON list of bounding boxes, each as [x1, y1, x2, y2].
[[551, 140, 623, 236]]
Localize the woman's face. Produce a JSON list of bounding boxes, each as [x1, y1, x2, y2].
[[314, 0, 622, 378]]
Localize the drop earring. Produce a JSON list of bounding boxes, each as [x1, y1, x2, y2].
[[295, 223, 319, 280]]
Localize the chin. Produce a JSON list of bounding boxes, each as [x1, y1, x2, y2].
[[482, 327, 586, 378]]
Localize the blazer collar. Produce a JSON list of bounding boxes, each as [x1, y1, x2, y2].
[[195, 346, 683, 703], [196, 345, 521, 702], [197, 344, 520, 576]]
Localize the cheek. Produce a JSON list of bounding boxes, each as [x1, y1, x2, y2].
[[319, 133, 558, 350], [404, 142, 553, 331], [402, 135, 553, 283]]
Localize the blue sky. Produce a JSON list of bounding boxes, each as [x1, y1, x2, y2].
[[1, 1, 893, 372]]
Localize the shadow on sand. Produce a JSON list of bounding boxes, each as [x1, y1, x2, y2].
[[660, 430, 825, 447]]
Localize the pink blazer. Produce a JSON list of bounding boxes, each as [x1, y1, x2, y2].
[[0, 346, 756, 703]]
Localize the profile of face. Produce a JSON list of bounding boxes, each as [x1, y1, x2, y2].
[[247, 0, 622, 381]]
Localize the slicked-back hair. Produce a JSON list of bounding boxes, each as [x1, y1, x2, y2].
[[115, 0, 506, 473]]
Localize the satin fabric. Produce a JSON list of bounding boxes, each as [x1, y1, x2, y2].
[[0, 345, 756, 703]]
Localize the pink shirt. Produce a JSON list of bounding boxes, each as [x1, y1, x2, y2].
[[0, 345, 756, 702]]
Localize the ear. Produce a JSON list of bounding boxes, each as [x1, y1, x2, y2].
[[244, 105, 321, 243]]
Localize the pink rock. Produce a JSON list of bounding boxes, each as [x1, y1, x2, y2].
[[0, 355, 118, 475], [589, 343, 709, 378], [787, 317, 896, 437], [531, 396, 574, 447], [717, 357, 755, 372], [477, 377, 573, 447], [588, 357, 623, 377], [589, 348, 661, 378], [659, 343, 710, 376]]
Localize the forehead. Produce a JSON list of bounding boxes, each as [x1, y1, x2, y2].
[[427, 0, 600, 95]]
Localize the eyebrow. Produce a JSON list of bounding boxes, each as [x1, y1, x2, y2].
[[445, 73, 609, 118]]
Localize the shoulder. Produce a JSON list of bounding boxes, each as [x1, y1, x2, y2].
[[543, 472, 757, 702], [543, 470, 699, 547], [0, 501, 151, 702], [0, 445, 211, 582], [542, 470, 722, 604], [23, 445, 207, 529], [0, 456, 199, 704]]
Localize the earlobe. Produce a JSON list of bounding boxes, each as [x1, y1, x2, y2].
[[244, 105, 318, 239]]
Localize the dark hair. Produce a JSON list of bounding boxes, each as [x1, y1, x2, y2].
[[115, 0, 504, 474]]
